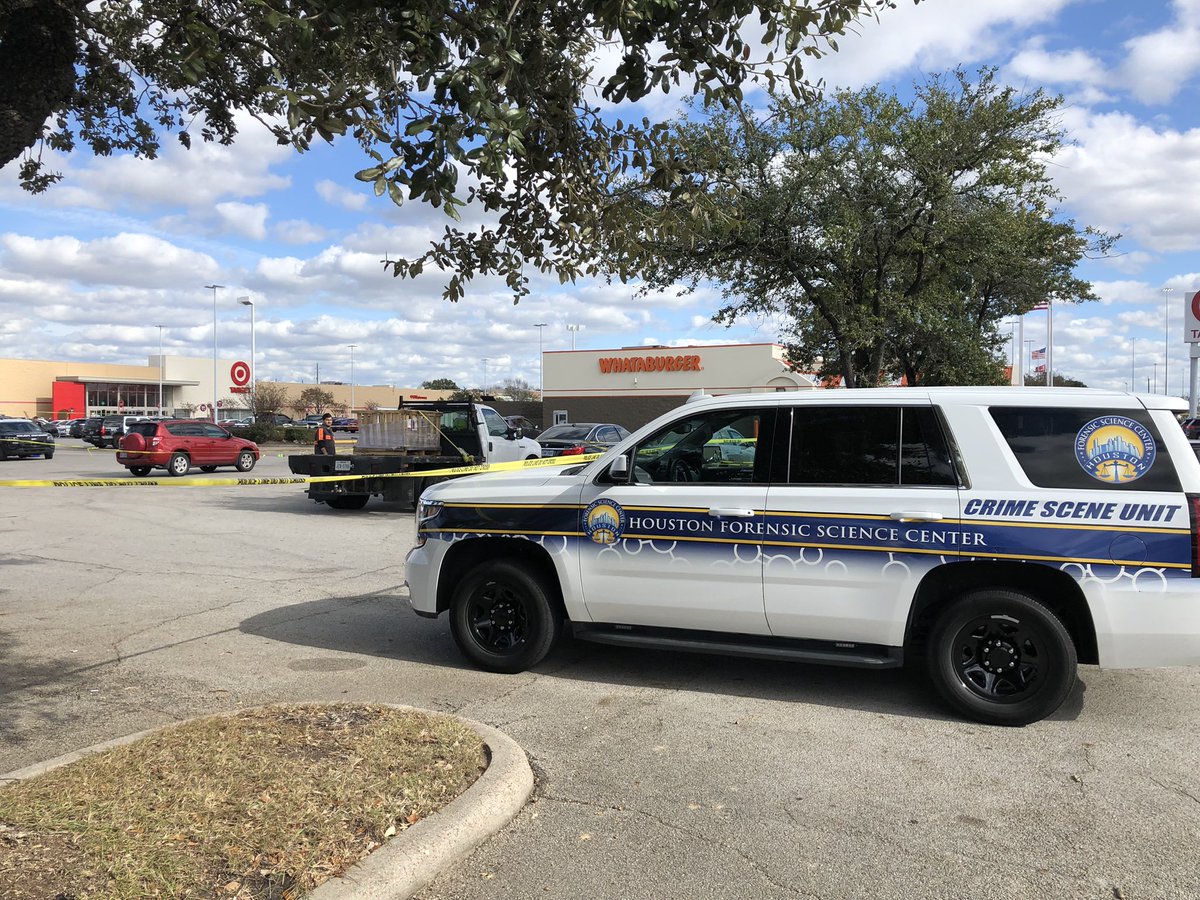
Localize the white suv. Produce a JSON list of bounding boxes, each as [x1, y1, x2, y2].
[[405, 388, 1200, 725]]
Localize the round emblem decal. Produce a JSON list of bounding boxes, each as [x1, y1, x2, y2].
[[584, 498, 626, 544], [1075, 416, 1156, 484]]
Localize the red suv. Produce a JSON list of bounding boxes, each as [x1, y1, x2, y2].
[[117, 420, 260, 477]]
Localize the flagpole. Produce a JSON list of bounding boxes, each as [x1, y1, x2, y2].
[[1046, 300, 1054, 387]]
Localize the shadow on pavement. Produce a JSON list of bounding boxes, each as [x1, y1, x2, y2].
[[240, 594, 1090, 723], [0, 627, 85, 752]]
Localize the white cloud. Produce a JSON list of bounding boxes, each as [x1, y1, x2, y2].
[[1052, 109, 1200, 253], [0, 232, 218, 288], [215, 202, 269, 240], [275, 219, 332, 244], [1119, 0, 1200, 104], [316, 179, 369, 211]]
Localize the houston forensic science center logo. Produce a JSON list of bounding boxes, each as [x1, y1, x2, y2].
[[1075, 416, 1156, 484], [584, 498, 626, 544]]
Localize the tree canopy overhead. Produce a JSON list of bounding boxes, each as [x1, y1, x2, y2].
[[607, 69, 1114, 387], [2, 0, 900, 299]]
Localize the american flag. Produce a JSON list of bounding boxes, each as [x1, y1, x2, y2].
[[1031, 347, 1047, 360], [1035, 364, 1047, 373], [1030, 302, 1050, 310]]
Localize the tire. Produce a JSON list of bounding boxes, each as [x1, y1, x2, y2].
[[167, 453, 190, 477], [129, 466, 151, 477], [235, 450, 256, 472], [450, 560, 562, 674], [927, 589, 1077, 727], [525, 455, 539, 460], [110, 436, 121, 449], [44, 452, 54, 459], [199, 465, 217, 473], [326, 495, 369, 510]]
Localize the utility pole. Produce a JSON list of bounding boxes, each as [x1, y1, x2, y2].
[[204, 284, 224, 422], [533, 323, 548, 398]]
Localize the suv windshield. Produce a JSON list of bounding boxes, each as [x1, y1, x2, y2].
[[2, 421, 38, 433]]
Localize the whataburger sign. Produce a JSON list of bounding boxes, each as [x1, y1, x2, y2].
[[598, 353, 703, 374]]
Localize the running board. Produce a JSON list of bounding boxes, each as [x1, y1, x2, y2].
[[571, 623, 903, 669]]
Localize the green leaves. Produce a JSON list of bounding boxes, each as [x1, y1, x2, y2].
[[605, 68, 1110, 387]]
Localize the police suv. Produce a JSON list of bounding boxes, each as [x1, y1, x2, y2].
[[405, 388, 1200, 725]]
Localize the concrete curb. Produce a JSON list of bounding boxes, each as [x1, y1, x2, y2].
[[1, 705, 533, 900], [309, 713, 533, 900]]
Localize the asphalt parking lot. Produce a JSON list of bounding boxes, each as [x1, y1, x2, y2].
[[2, 440, 1199, 899]]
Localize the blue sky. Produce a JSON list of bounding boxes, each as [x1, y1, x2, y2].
[[1, 0, 1198, 394]]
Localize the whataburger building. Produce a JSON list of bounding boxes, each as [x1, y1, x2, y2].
[[3, 342, 814, 427], [541, 343, 817, 429]]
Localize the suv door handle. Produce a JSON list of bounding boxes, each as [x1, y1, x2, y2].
[[708, 508, 756, 518], [889, 511, 943, 522]]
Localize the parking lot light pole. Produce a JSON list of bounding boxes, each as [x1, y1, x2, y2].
[[348, 344, 356, 413], [567, 323, 582, 350], [1163, 287, 1174, 394], [533, 323, 548, 397], [205, 283, 224, 422], [156, 325, 165, 415], [239, 297, 255, 415]]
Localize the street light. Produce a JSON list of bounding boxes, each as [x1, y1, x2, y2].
[[348, 344, 357, 413], [533, 323, 548, 397], [1130, 338, 1136, 393], [1163, 287, 1174, 394], [205, 283, 224, 422], [566, 323, 582, 350], [481, 357, 490, 395], [1153, 362, 1159, 394], [156, 324, 166, 415], [238, 296, 255, 416]]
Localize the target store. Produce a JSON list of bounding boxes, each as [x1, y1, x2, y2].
[[0, 354, 252, 419]]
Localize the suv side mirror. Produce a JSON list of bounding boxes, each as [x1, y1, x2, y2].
[[609, 454, 631, 483]]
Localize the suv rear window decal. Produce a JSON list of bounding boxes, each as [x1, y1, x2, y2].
[[1075, 416, 1156, 484]]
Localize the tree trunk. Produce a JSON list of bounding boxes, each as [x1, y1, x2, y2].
[[0, 0, 78, 174]]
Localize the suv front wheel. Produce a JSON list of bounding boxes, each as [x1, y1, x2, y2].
[[450, 560, 562, 674], [167, 453, 190, 477], [927, 589, 1076, 727]]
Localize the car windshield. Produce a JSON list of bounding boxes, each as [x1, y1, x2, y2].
[[538, 425, 592, 441], [3, 421, 38, 433]]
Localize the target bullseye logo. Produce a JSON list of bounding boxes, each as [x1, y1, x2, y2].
[[230, 361, 251, 387]]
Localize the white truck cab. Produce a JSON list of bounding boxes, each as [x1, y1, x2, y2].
[[405, 387, 1200, 725]]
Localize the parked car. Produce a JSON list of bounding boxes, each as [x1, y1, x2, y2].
[[1182, 417, 1200, 439], [408, 386, 1200, 726], [79, 417, 104, 445], [504, 415, 540, 435], [0, 417, 54, 459], [536, 422, 630, 458], [56, 418, 86, 437], [251, 413, 293, 426], [98, 414, 152, 449], [116, 420, 260, 477], [299, 414, 326, 428], [332, 417, 359, 433]]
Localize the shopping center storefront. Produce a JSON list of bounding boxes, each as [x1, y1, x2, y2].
[[541, 343, 818, 430]]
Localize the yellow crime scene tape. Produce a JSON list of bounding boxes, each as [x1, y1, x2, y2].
[[0, 452, 603, 488]]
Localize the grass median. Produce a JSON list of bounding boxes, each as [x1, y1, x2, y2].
[[0, 704, 486, 899]]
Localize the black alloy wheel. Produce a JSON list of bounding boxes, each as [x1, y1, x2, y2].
[[927, 589, 1076, 727], [450, 560, 561, 674]]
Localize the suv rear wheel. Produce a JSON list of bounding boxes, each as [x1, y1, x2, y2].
[[167, 453, 190, 477], [450, 560, 562, 674], [927, 589, 1076, 727]]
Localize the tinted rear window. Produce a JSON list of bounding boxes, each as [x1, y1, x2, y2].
[[539, 426, 592, 440], [128, 422, 159, 437], [989, 407, 1181, 491], [788, 406, 957, 487]]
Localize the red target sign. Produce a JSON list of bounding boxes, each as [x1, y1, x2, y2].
[[230, 361, 251, 386]]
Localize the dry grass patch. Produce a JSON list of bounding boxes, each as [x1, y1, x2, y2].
[[0, 704, 485, 899]]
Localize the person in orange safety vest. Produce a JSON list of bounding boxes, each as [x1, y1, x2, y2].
[[313, 412, 336, 455]]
